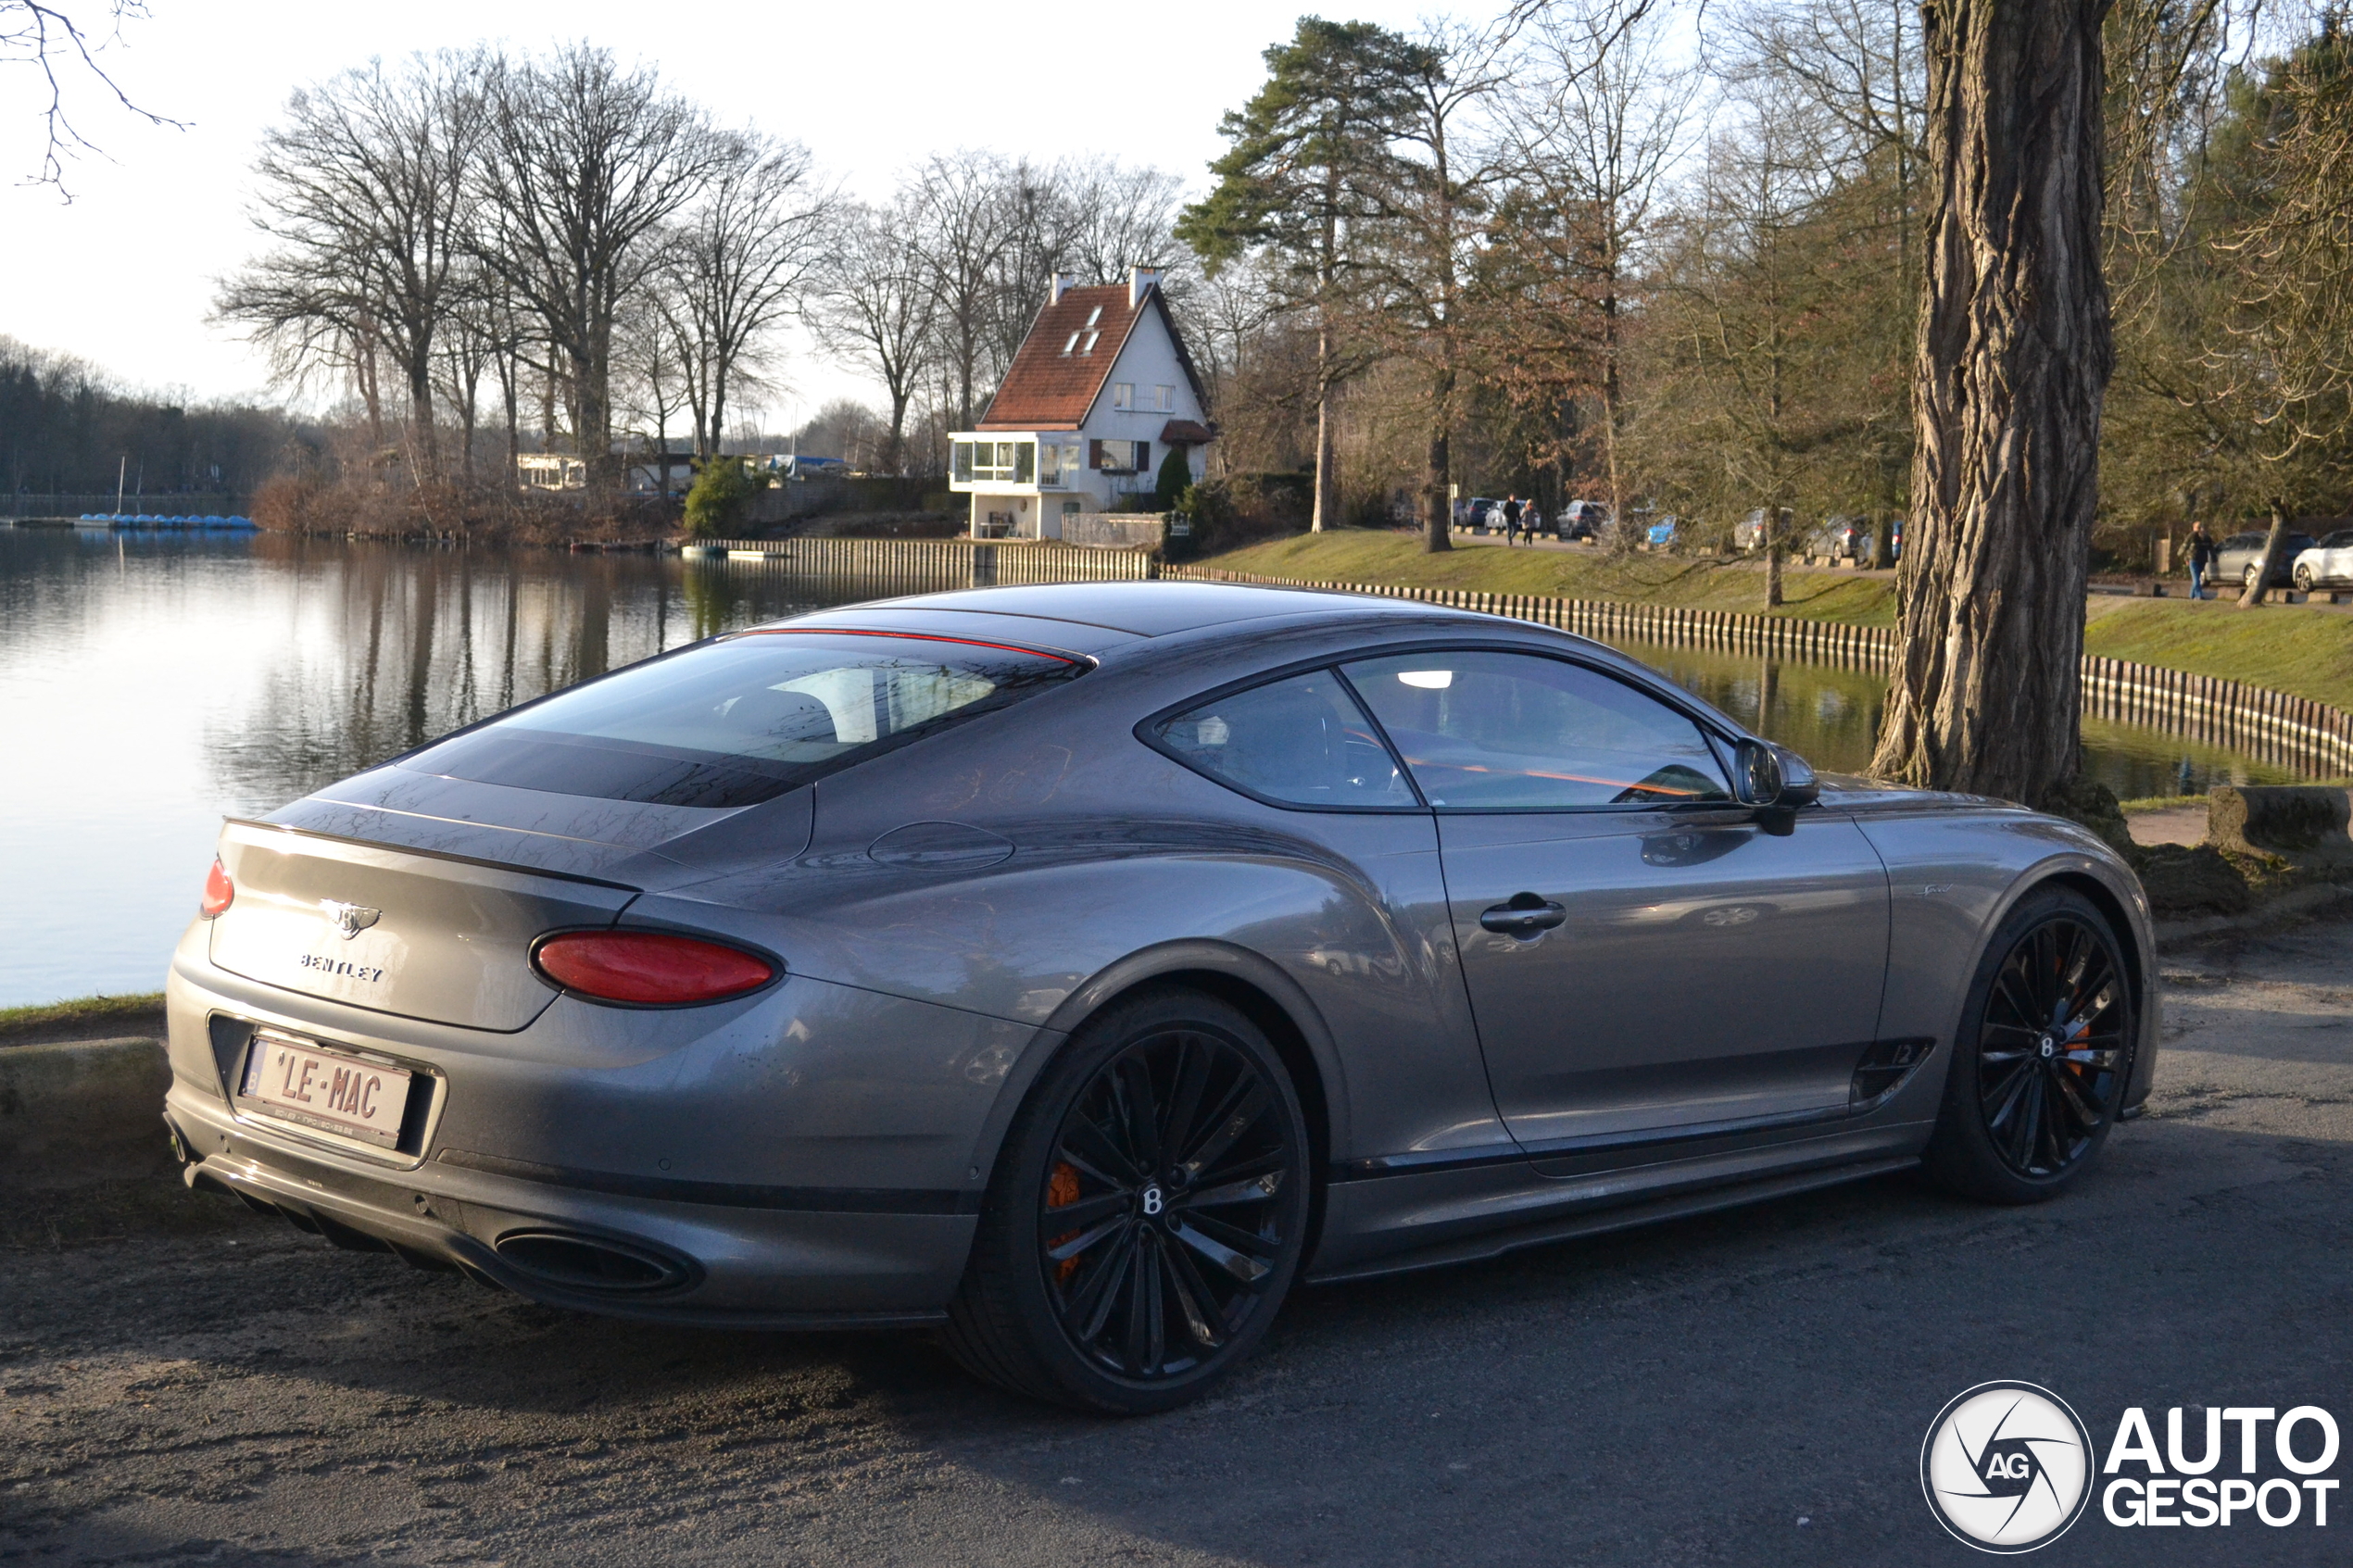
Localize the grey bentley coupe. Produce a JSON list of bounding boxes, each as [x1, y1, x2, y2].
[[162, 583, 2155, 1413]]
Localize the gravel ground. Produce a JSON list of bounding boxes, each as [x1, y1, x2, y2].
[[6, 917, 2351, 1567]]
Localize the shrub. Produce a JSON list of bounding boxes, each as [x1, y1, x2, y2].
[[1155, 445, 1194, 509], [683, 458, 769, 538]]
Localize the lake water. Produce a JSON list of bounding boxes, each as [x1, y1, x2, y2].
[[0, 528, 2298, 1008]]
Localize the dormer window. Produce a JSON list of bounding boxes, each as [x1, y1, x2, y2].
[[1112, 383, 1134, 409]]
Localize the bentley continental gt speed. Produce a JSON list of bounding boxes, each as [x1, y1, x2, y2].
[[161, 583, 2157, 1413]]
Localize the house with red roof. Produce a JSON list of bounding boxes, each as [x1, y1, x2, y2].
[[950, 267, 1214, 540]]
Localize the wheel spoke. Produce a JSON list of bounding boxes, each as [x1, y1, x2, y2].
[[1161, 1236, 1227, 1348], [1160, 1035, 1212, 1161], [1045, 1212, 1129, 1261], [1178, 1081, 1272, 1181], [1059, 1116, 1142, 1189], [2052, 1063, 2107, 1128], [1117, 1057, 1163, 1172], [1170, 1218, 1274, 1285], [1124, 1234, 1164, 1375], [1179, 1169, 1285, 1210], [1068, 1226, 1135, 1341]]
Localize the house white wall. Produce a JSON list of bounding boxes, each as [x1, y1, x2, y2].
[[955, 290, 1211, 539], [1077, 310, 1208, 501]]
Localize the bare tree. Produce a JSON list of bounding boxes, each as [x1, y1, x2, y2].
[[1870, 0, 2116, 804], [472, 44, 728, 488], [217, 50, 487, 481], [810, 196, 936, 475], [655, 132, 828, 459], [911, 150, 1018, 432], [3, 0, 179, 192], [1510, 0, 1695, 543]]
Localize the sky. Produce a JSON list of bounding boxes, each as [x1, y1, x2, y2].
[[0, 0, 1444, 433]]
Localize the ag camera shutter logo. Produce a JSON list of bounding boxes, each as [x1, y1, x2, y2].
[[1921, 1382, 2095, 1552]]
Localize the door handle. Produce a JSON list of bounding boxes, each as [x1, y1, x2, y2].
[[1479, 896, 1567, 935]]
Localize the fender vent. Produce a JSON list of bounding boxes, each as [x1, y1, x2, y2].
[[492, 1231, 694, 1293], [1851, 1037, 1936, 1112]]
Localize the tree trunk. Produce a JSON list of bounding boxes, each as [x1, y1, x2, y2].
[[1766, 507, 1788, 608], [1423, 366, 1453, 553], [1312, 320, 1339, 533], [2236, 497, 2293, 608], [1869, 0, 2115, 806]]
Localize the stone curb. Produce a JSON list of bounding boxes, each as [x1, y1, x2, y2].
[[0, 1036, 172, 1188]]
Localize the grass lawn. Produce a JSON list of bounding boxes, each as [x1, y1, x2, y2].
[[0, 991, 167, 1045], [1194, 531, 1898, 625], [2083, 597, 2353, 713]]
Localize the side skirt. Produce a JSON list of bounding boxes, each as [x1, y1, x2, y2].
[[1305, 1124, 1928, 1285]]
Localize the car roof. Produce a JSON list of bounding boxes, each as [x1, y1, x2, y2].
[[815, 581, 1488, 639]]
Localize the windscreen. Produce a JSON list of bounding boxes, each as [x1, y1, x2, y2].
[[403, 632, 1082, 809]]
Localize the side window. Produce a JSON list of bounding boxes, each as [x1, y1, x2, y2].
[[1342, 651, 1732, 809], [1153, 671, 1416, 809]]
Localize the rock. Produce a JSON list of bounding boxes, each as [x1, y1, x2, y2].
[[2039, 775, 2137, 857]]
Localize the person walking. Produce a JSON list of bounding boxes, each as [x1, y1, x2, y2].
[[2188, 521, 2216, 600], [1502, 495, 1523, 546]]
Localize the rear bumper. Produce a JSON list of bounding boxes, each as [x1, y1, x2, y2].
[[157, 935, 1029, 1324], [166, 1082, 973, 1325]]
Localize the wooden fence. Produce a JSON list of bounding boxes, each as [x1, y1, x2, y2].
[[1170, 564, 2353, 778]]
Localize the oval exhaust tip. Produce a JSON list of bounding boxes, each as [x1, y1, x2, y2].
[[493, 1230, 693, 1293]]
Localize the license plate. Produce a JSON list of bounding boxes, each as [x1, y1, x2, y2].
[[237, 1031, 412, 1148]]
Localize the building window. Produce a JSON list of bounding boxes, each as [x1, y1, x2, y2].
[[1038, 442, 1085, 486], [1154, 385, 1175, 411], [1089, 439, 1150, 474], [1062, 332, 1081, 355], [1112, 383, 1133, 410], [951, 439, 1036, 484]]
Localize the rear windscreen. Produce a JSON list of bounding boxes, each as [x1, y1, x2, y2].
[[403, 632, 1083, 809]]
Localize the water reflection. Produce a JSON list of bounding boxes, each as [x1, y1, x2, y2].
[[1617, 638, 2299, 799], [0, 529, 2309, 1006]]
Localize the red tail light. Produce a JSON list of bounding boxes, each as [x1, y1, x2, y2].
[[200, 859, 234, 918], [533, 931, 778, 1006]]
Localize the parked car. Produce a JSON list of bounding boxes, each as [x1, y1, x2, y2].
[[1558, 500, 1610, 540], [165, 583, 2156, 1413], [2215, 529, 2318, 591], [2290, 529, 2353, 591], [1454, 496, 1501, 533]]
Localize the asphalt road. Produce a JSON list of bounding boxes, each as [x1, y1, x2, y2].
[[6, 914, 2351, 1567]]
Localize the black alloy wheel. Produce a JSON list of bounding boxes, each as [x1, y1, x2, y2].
[[945, 986, 1311, 1413], [1038, 1027, 1294, 1382], [1924, 887, 2134, 1203]]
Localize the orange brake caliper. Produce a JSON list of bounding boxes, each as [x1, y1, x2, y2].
[[1047, 1161, 1082, 1285]]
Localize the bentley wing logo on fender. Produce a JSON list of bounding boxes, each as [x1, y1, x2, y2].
[[320, 900, 382, 940]]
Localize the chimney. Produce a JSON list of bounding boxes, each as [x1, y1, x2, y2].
[[1128, 265, 1162, 309], [1050, 271, 1077, 306]]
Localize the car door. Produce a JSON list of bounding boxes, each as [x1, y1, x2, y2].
[[1341, 648, 1892, 1151]]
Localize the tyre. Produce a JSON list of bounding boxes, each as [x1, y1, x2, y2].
[[1920, 886, 2134, 1205], [2244, 562, 2262, 590], [944, 985, 1312, 1413], [2295, 563, 2315, 592]]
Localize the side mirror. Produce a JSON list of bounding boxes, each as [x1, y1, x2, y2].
[[1732, 741, 1820, 809], [1732, 740, 1783, 807]]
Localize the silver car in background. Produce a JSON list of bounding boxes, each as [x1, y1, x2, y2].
[[162, 583, 2157, 1412]]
